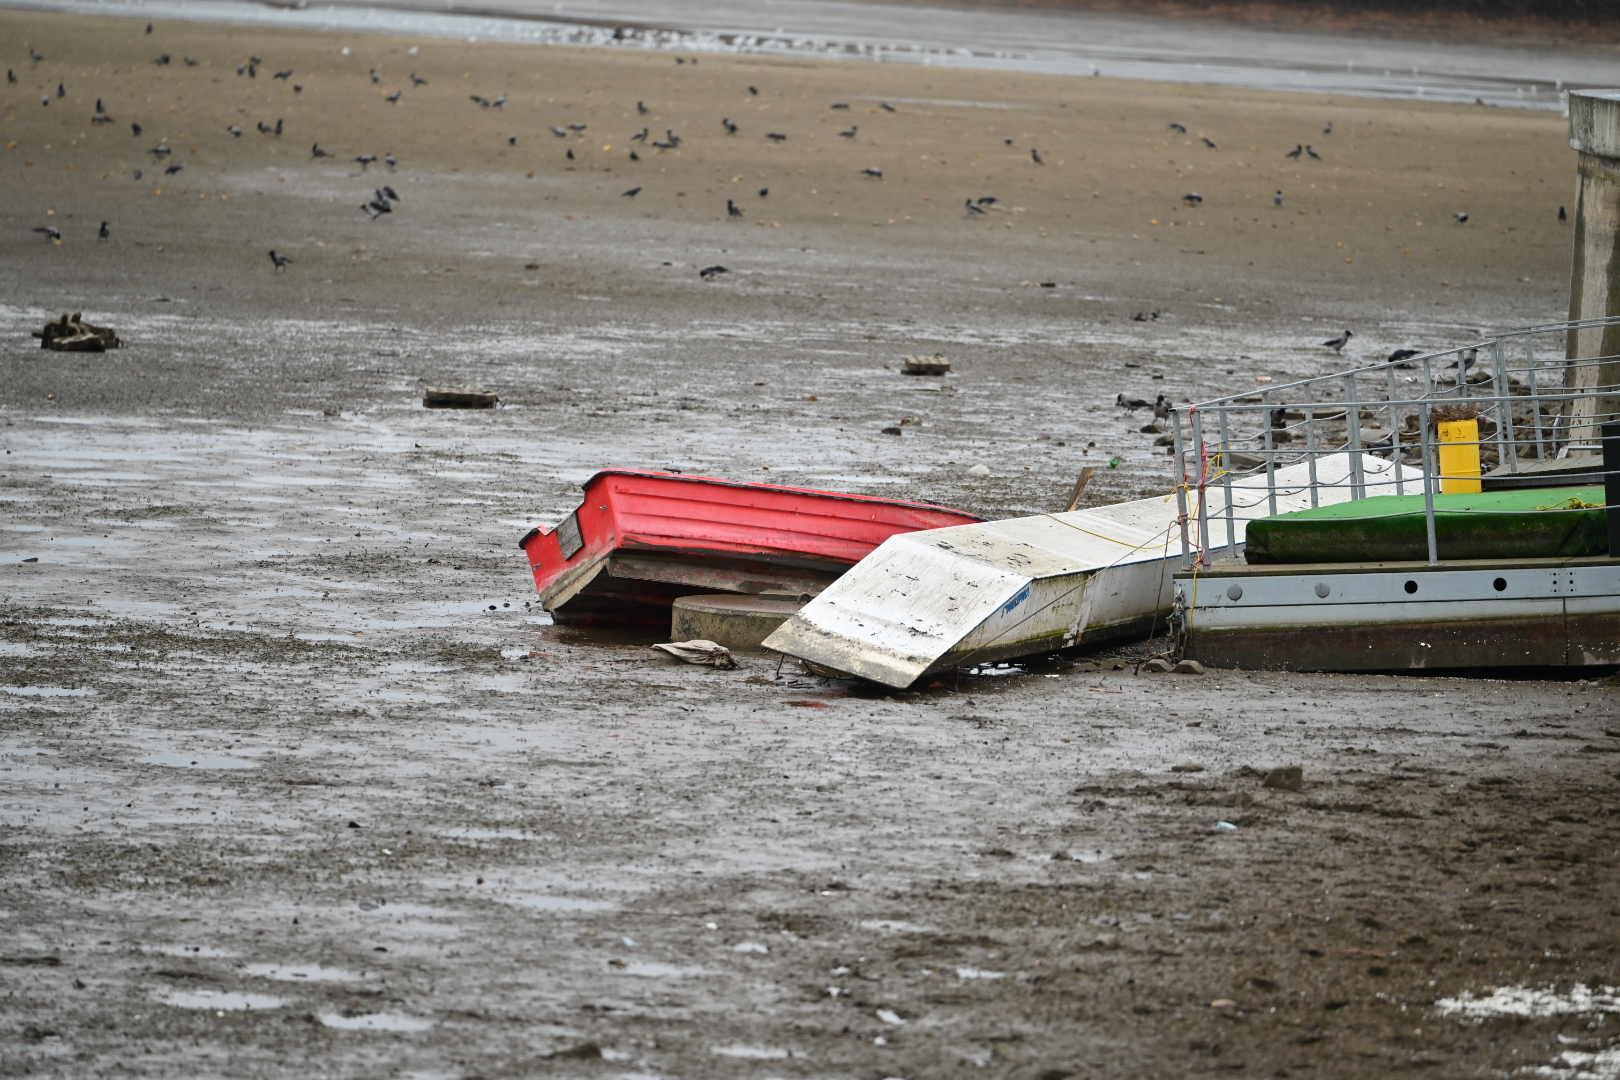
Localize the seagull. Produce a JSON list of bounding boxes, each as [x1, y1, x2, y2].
[[766, 132, 787, 142], [410, 74, 428, 86], [1559, 206, 1568, 222], [385, 91, 401, 103], [1152, 394, 1173, 422], [131, 122, 143, 136], [1321, 329, 1353, 353], [33, 225, 62, 241], [622, 186, 641, 197], [1201, 136, 1217, 148], [164, 163, 182, 175], [273, 69, 292, 80], [1273, 190, 1284, 207], [1305, 145, 1322, 160], [268, 250, 292, 271], [637, 100, 649, 114], [1286, 144, 1303, 160], [97, 221, 109, 241], [727, 199, 743, 218], [628, 127, 647, 141], [312, 143, 329, 157], [1031, 148, 1044, 164], [861, 167, 883, 178], [965, 199, 985, 215], [356, 154, 376, 171], [839, 125, 857, 138], [722, 117, 737, 134], [699, 264, 728, 279], [229, 125, 243, 137], [1116, 393, 1151, 413], [1183, 192, 1203, 205], [385, 153, 396, 171], [1169, 122, 1186, 133], [1323, 121, 1333, 134], [758, 187, 768, 198], [1454, 212, 1469, 224], [1386, 348, 1420, 367]]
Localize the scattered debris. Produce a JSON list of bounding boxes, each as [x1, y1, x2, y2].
[[650, 639, 738, 668], [902, 354, 951, 376], [423, 386, 497, 409], [34, 312, 121, 351]]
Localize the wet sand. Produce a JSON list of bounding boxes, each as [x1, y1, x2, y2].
[[3, 9, 1617, 1080]]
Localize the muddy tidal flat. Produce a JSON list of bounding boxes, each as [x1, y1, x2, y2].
[[2, 8, 1619, 1079]]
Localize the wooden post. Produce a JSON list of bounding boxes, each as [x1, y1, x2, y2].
[[1064, 466, 1096, 513]]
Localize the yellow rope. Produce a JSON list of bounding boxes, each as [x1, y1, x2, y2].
[[1536, 496, 1604, 511]]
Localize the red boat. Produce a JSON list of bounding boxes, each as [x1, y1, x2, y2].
[[518, 469, 982, 624]]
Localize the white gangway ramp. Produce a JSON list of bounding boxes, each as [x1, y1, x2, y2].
[[763, 454, 1420, 688]]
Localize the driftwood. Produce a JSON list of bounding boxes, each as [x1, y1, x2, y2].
[[33, 313, 121, 352]]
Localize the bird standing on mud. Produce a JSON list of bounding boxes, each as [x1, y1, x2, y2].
[[1031, 148, 1045, 165], [727, 199, 743, 218], [268, 250, 292, 272], [1321, 330, 1353, 353], [1116, 393, 1152, 414]]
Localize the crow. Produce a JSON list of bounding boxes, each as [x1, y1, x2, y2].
[[410, 74, 428, 85], [1116, 393, 1151, 413], [662, 128, 677, 144], [629, 150, 639, 161], [1305, 145, 1322, 160], [229, 125, 243, 137], [153, 54, 170, 65], [268, 250, 292, 271], [1446, 348, 1478, 373], [766, 132, 787, 142], [146, 22, 152, 32], [149, 144, 171, 157], [133, 169, 142, 179], [1152, 394, 1173, 422], [622, 186, 641, 197], [355, 154, 376, 171], [1286, 144, 1303, 160], [727, 199, 743, 218], [507, 136, 517, 146], [637, 100, 649, 114], [492, 94, 507, 109], [966, 198, 985, 215], [1454, 212, 1469, 224], [184, 57, 198, 66], [96, 97, 104, 112], [861, 167, 883, 178], [1031, 148, 1044, 164], [1183, 192, 1203, 205], [97, 221, 109, 241], [700, 264, 728, 279], [629, 127, 647, 141], [164, 163, 182, 175], [880, 102, 896, 112], [748, 86, 759, 95], [977, 196, 998, 205], [839, 125, 857, 138], [370, 68, 380, 83], [1201, 136, 1217, 148], [1321, 329, 1353, 353], [1169, 122, 1186, 133], [29, 48, 43, 62], [312, 143, 329, 158], [56, 82, 64, 98], [379, 185, 399, 202], [273, 69, 292, 80], [5, 70, 14, 84], [1323, 121, 1333, 134], [92, 111, 112, 125], [758, 187, 768, 198], [258, 121, 271, 134], [831, 102, 850, 109], [566, 148, 575, 160], [722, 117, 737, 134], [385, 153, 396, 171], [385, 91, 401, 103], [1559, 206, 1568, 222], [274, 119, 282, 135], [34, 225, 62, 241], [361, 201, 386, 220], [1273, 190, 1284, 207], [470, 95, 491, 108], [1386, 348, 1420, 367]]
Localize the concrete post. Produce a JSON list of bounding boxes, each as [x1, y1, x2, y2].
[[1567, 91, 1620, 450]]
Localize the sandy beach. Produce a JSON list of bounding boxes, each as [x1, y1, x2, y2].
[[2, 8, 1616, 1079]]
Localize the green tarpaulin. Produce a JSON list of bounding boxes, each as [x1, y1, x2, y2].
[[1244, 486, 1609, 564]]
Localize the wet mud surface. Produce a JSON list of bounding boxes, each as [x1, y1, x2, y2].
[[2, 10, 1618, 1079]]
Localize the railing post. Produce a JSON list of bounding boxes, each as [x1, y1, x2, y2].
[[1173, 413, 1191, 571], [1344, 373, 1365, 500], [1191, 409, 1211, 564], [1420, 401, 1440, 565], [1217, 407, 1237, 555], [1527, 334, 1548, 461]]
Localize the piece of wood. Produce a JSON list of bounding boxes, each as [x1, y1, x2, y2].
[[423, 386, 498, 409], [1064, 466, 1096, 512], [902, 355, 951, 376]]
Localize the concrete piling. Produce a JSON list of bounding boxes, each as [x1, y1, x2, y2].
[[1567, 90, 1620, 446]]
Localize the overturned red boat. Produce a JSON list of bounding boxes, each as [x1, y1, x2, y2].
[[518, 469, 982, 624]]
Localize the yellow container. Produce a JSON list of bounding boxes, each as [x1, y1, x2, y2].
[[1437, 418, 1483, 494]]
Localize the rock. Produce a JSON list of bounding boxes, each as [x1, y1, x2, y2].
[[1261, 765, 1304, 793], [423, 386, 497, 409], [1139, 422, 1163, 435], [880, 425, 904, 436], [967, 463, 990, 476], [1154, 434, 1175, 446], [1172, 659, 1205, 675], [1141, 658, 1173, 673], [1171, 762, 1205, 773]]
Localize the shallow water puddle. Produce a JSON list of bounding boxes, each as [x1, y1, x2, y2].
[[318, 1012, 435, 1032], [139, 752, 258, 770], [1, 686, 94, 697], [243, 963, 361, 982], [159, 989, 285, 1010], [142, 944, 239, 958], [1434, 984, 1620, 1019], [710, 1044, 792, 1060], [619, 962, 711, 978], [497, 893, 617, 912]]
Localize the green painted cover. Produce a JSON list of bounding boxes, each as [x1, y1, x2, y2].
[[1244, 486, 1609, 564]]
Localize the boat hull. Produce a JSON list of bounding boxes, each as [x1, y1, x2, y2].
[[518, 470, 982, 624]]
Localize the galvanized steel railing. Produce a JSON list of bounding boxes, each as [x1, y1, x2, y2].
[[1171, 316, 1620, 569]]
